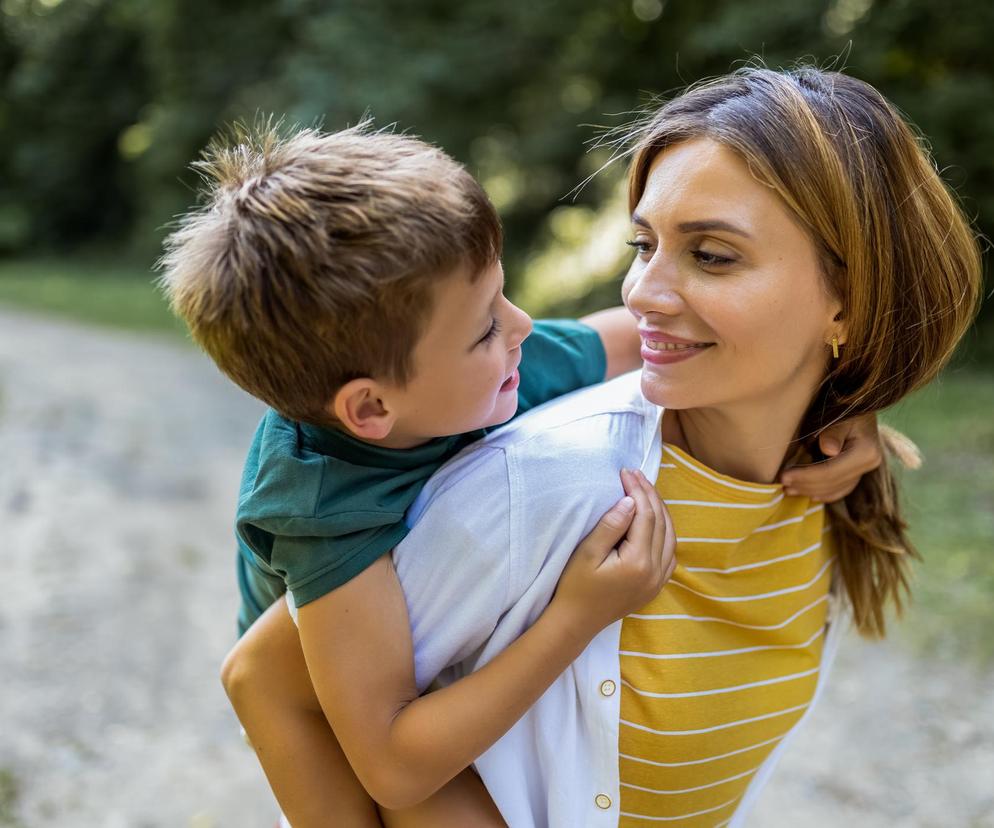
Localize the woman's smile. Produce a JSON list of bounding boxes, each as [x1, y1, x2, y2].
[[639, 328, 714, 364], [640, 339, 712, 364]]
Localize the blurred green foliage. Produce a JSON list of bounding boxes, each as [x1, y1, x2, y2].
[[0, 0, 991, 338]]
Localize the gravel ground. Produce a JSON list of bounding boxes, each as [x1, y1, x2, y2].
[[1, 308, 991, 828]]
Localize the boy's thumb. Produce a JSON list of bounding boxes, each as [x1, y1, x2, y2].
[[589, 496, 636, 544]]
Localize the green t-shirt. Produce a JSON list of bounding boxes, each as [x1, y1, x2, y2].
[[235, 318, 607, 634]]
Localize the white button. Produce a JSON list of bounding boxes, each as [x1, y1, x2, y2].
[[599, 679, 617, 697], [595, 793, 612, 810]]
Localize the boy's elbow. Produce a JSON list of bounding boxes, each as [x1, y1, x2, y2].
[[360, 762, 440, 811]]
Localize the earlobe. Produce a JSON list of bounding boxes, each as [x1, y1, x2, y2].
[[830, 309, 849, 348], [330, 379, 397, 441]]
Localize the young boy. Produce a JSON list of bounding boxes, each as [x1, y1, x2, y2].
[[160, 122, 881, 827]]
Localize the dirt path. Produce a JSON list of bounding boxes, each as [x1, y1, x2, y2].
[[0, 308, 991, 827]]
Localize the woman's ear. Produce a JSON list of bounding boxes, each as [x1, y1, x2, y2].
[[830, 309, 849, 347], [330, 378, 398, 441]]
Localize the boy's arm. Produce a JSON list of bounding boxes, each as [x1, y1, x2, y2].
[[297, 469, 670, 811], [580, 306, 642, 380]]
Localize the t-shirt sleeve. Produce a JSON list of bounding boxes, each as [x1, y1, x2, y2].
[[239, 512, 409, 612], [235, 410, 415, 614], [514, 318, 607, 416]]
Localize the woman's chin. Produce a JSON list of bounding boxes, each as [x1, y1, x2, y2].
[[640, 367, 693, 410]]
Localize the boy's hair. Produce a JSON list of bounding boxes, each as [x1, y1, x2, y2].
[[159, 120, 502, 426]]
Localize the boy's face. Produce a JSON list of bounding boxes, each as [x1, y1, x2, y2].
[[386, 260, 533, 445]]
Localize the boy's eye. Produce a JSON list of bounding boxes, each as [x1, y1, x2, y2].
[[479, 317, 502, 345]]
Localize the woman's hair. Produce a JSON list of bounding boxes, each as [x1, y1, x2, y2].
[[625, 65, 983, 637]]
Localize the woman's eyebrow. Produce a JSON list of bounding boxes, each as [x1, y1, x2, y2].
[[630, 213, 753, 239], [677, 219, 752, 239]]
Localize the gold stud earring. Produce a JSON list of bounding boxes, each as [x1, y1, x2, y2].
[[831, 335, 840, 359]]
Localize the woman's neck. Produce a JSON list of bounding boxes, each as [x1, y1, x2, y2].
[[662, 402, 808, 485]]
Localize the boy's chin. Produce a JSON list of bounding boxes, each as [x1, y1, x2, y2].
[[484, 393, 519, 428]]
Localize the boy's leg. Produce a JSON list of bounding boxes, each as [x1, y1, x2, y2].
[[223, 597, 505, 828], [222, 597, 382, 828]]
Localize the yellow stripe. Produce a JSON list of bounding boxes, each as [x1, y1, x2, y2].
[[618, 442, 832, 822]]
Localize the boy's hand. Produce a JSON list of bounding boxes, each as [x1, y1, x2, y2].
[[780, 412, 882, 502], [551, 468, 676, 636]]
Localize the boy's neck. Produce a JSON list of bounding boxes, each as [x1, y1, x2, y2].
[[331, 422, 439, 451]]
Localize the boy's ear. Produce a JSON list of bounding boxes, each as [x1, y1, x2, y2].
[[330, 379, 398, 441]]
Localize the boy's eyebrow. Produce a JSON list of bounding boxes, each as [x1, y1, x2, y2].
[[631, 212, 752, 239]]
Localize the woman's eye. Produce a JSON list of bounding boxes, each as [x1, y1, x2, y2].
[[625, 239, 653, 256], [692, 249, 735, 268]]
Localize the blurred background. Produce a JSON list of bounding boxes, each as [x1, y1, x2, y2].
[[0, 1, 991, 826]]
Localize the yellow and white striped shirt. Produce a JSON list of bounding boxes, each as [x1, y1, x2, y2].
[[618, 444, 833, 827]]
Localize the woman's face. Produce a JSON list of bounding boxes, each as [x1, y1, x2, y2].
[[622, 137, 843, 418]]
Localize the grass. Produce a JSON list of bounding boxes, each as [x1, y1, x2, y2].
[[0, 767, 21, 827], [0, 259, 184, 336], [1, 259, 992, 663], [883, 369, 994, 665]]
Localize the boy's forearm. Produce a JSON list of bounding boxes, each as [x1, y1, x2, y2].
[[382, 603, 591, 800], [581, 305, 642, 379], [304, 597, 593, 810]]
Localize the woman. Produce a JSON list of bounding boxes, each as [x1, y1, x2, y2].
[[233, 65, 982, 827], [391, 65, 980, 827]]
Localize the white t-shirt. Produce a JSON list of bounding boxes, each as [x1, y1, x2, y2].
[[392, 371, 844, 828]]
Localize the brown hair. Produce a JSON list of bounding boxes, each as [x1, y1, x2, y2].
[[159, 120, 502, 426], [626, 66, 983, 636]]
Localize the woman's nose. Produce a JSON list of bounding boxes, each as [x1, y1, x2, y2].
[[625, 256, 685, 318]]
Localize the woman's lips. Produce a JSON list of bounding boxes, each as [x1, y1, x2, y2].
[[640, 334, 713, 365], [499, 369, 520, 392]]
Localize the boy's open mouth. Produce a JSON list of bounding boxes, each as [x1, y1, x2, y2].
[[499, 369, 520, 393]]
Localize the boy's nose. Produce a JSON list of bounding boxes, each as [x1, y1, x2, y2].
[[508, 302, 533, 349]]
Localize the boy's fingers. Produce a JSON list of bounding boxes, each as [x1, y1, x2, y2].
[[584, 493, 636, 558], [616, 470, 655, 562], [635, 470, 666, 568], [819, 433, 842, 457], [816, 486, 856, 503], [781, 434, 880, 495], [663, 544, 678, 581]]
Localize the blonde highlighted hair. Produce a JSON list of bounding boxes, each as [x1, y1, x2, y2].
[[159, 120, 502, 426], [626, 66, 983, 636]]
